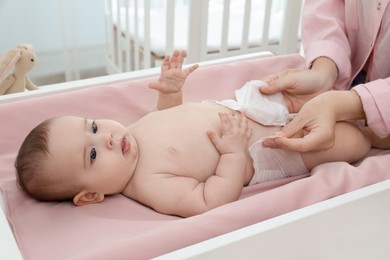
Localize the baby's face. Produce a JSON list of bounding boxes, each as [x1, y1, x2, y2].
[[46, 116, 139, 197]]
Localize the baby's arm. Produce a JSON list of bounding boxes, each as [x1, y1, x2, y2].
[[148, 50, 198, 110], [140, 112, 252, 217], [205, 112, 253, 204]]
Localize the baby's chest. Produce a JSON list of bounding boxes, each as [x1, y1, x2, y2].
[[138, 125, 220, 180]]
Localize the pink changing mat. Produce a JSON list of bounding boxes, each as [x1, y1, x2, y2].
[[1, 54, 390, 259]]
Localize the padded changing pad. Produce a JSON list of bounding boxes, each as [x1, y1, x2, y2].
[[1, 54, 389, 259]]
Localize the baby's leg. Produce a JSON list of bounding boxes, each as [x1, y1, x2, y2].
[[301, 121, 372, 170]]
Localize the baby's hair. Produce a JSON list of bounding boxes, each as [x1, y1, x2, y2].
[[15, 117, 80, 202]]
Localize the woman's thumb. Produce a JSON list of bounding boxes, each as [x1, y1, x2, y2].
[[259, 78, 287, 95]]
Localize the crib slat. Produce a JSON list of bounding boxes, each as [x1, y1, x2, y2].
[[220, 0, 230, 55], [132, 0, 140, 70], [124, 0, 132, 71], [241, 0, 251, 50], [199, 0, 209, 61], [261, 0, 273, 50], [165, 0, 175, 55], [143, 0, 151, 69], [279, 0, 303, 54], [105, 0, 116, 73], [187, 0, 207, 63], [116, 0, 123, 72]]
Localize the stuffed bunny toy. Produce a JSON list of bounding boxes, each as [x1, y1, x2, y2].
[[0, 44, 38, 95]]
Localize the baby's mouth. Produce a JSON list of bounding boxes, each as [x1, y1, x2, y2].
[[121, 137, 130, 155]]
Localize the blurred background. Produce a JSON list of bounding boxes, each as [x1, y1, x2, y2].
[[0, 0, 107, 86], [0, 0, 301, 87]]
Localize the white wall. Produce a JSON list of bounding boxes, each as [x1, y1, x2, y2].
[[0, 0, 107, 84]]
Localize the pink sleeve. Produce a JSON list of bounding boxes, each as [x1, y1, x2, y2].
[[353, 78, 390, 138], [302, 0, 352, 90]]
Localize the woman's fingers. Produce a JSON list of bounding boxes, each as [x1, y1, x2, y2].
[[263, 115, 335, 152], [264, 133, 331, 152]]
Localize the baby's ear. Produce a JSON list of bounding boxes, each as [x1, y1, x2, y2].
[[73, 190, 104, 206]]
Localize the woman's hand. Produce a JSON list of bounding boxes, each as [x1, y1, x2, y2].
[[263, 90, 366, 152], [261, 57, 339, 113]]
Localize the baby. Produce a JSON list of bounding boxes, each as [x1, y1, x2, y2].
[[15, 50, 372, 217]]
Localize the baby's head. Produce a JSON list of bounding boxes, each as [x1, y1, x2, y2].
[[15, 116, 139, 205], [15, 118, 80, 202]]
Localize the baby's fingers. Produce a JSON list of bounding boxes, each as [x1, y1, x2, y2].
[[148, 82, 160, 91], [183, 64, 199, 77], [240, 114, 252, 138], [170, 50, 180, 69], [207, 130, 222, 149], [219, 112, 233, 134], [161, 55, 171, 72], [176, 50, 187, 69]]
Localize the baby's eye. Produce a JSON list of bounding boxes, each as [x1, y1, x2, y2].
[[90, 148, 97, 163], [92, 121, 98, 134]]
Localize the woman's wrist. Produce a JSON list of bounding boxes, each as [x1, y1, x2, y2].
[[325, 90, 366, 121], [311, 57, 339, 91]]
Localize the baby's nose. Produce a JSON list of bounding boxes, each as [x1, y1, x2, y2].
[[105, 133, 113, 149]]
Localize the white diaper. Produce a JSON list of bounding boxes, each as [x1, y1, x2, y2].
[[203, 80, 295, 126], [248, 140, 308, 184], [203, 80, 305, 183]]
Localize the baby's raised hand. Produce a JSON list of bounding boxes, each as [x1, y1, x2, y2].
[[148, 50, 199, 94], [207, 112, 252, 155]]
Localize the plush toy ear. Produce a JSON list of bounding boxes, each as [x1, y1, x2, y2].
[[17, 43, 35, 53], [0, 48, 21, 83]]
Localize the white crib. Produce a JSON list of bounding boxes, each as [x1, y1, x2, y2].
[[105, 0, 303, 73]]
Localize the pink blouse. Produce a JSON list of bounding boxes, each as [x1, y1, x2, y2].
[[302, 0, 390, 137]]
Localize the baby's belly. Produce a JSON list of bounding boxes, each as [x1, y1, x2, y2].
[[137, 103, 281, 183]]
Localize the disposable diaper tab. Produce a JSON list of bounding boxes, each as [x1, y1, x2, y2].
[[204, 80, 292, 126]]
